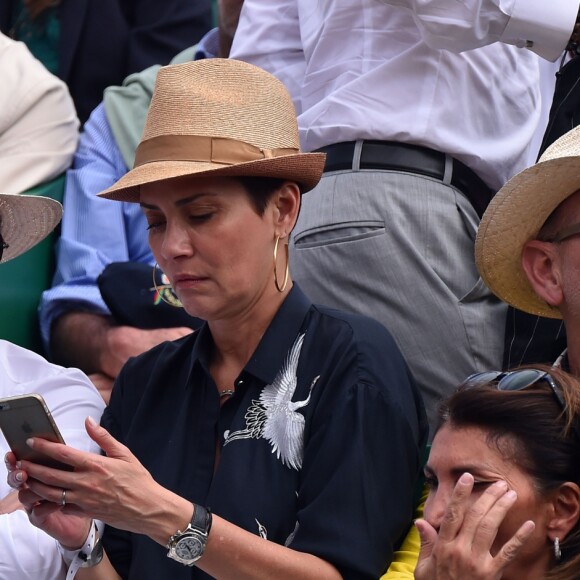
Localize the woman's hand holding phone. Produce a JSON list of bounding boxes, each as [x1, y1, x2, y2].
[[5, 449, 92, 550], [6, 415, 177, 548], [0, 393, 92, 547]]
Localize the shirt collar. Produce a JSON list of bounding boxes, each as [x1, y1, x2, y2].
[[244, 284, 311, 384], [187, 284, 312, 385], [195, 28, 219, 60]]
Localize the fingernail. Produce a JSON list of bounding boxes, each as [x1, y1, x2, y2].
[[15, 471, 23, 482], [495, 480, 508, 491], [506, 490, 517, 500], [87, 416, 97, 427], [459, 472, 473, 484], [15, 461, 21, 469], [26, 438, 34, 448]]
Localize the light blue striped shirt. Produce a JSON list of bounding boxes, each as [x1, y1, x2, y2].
[[38, 102, 152, 347]]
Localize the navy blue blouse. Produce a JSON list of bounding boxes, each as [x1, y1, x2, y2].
[[101, 285, 427, 579]]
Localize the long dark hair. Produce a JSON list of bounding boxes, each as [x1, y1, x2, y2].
[[437, 365, 580, 579]]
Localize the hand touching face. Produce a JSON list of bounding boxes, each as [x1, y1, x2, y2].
[[416, 424, 553, 580]]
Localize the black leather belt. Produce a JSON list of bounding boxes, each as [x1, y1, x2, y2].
[[315, 140, 494, 218]]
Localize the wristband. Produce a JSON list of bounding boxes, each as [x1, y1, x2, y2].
[[57, 520, 105, 578]]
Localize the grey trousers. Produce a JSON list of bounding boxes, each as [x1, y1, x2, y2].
[[291, 169, 506, 437]]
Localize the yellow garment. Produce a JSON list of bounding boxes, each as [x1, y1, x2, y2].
[[381, 485, 427, 579]]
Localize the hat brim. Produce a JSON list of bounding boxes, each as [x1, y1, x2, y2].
[[475, 156, 580, 319], [98, 153, 327, 202], [0, 194, 62, 263]]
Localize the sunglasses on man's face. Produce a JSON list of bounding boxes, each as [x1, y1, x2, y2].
[[462, 368, 580, 440]]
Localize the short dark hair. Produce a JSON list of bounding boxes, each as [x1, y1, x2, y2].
[[235, 176, 288, 216], [437, 365, 580, 578]]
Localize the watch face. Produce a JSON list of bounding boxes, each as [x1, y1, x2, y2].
[[175, 536, 204, 561]]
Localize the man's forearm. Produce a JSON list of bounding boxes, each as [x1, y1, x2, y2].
[[51, 312, 113, 375], [51, 313, 194, 379]]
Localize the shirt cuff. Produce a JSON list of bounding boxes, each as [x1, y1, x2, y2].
[[502, 0, 579, 61]]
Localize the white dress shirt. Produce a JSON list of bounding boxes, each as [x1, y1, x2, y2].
[[0, 341, 105, 580], [231, 0, 574, 190], [376, 0, 577, 61]]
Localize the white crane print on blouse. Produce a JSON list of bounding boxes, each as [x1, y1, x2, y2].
[[223, 333, 319, 471]]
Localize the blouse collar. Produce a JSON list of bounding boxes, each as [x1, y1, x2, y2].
[[188, 284, 312, 385]]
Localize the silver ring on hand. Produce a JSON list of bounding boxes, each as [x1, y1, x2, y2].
[[61, 489, 67, 507]]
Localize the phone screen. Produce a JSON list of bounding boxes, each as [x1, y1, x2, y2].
[[0, 394, 73, 471]]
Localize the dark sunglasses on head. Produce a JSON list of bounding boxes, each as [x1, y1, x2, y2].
[[462, 368, 580, 440]]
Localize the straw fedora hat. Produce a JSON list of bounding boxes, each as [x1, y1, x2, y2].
[[98, 58, 326, 202], [475, 125, 580, 319], [0, 193, 62, 263]]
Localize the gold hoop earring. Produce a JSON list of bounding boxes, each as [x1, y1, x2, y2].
[[150, 263, 183, 308], [273, 236, 289, 293]]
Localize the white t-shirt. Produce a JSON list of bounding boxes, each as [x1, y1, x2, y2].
[[0, 340, 105, 579]]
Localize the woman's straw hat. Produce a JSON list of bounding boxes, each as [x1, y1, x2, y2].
[[98, 58, 326, 202], [0, 194, 62, 263], [475, 125, 580, 319]]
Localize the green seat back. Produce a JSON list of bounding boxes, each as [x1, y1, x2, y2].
[[0, 175, 65, 354], [212, 0, 218, 27]]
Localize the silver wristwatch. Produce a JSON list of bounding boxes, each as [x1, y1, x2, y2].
[[166, 504, 212, 566]]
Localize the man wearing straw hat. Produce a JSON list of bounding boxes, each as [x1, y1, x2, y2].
[[476, 125, 580, 376], [0, 193, 105, 577]]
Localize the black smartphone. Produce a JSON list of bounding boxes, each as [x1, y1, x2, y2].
[[0, 393, 73, 471]]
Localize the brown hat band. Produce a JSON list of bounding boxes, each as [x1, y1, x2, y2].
[[134, 135, 300, 168]]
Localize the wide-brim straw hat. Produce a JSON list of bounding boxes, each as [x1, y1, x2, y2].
[[475, 125, 580, 319], [98, 58, 326, 202], [0, 194, 62, 263]]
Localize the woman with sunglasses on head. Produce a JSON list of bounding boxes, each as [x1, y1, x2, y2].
[[413, 365, 580, 580], [5, 58, 427, 580]]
